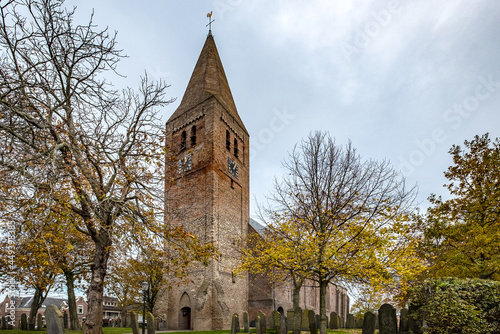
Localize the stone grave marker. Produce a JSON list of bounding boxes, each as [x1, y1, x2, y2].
[[301, 309, 309, 331], [130, 311, 139, 334], [21, 313, 28, 330], [399, 308, 409, 334], [147, 312, 155, 334], [308, 310, 317, 334], [243, 311, 249, 333], [329, 312, 339, 329], [256, 316, 262, 334], [45, 305, 64, 334], [292, 307, 302, 334], [279, 314, 287, 334], [346, 314, 355, 329], [37, 313, 43, 330], [258, 311, 266, 334], [361, 311, 376, 334], [378, 304, 397, 334]]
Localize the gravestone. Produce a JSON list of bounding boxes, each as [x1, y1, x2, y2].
[[329, 312, 339, 329], [361, 311, 376, 334], [63, 312, 68, 329], [117, 317, 122, 328], [346, 314, 355, 329], [308, 310, 317, 334], [408, 305, 423, 334], [37, 313, 43, 330], [272, 311, 280, 332], [356, 317, 363, 328], [292, 307, 302, 334], [256, 316, 262, 334], [301, 309, 309, 331], [286, 309, 293, 330], [243, 311, 249, 333], [399, 308, 409, 334], [1, 316, 6, 330], [315, 314, 320, 329], [45, 305, 64, 334], [147, 312, 155, 334], [21, 313, 28, 330], [279, 314, 287, 334], [272, 310, 280, 330], [258, 311, 266, 334], [378, 304, 397, 334], [231, 313, 240, 334], [130, 311, 139, 334]]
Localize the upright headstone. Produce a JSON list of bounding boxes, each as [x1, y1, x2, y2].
[[308, 310, 317, 334], [272, 311, 280, 330], [286, 309, 293, 330], [147, 312, 155, 334], [130, 311, 139, 334], [399, 308, 409, 334], [356, 317, 364, 328], [408, 305, 423, 334], [346, 314, 355, 329], [231, 313, 240, 334], [315, 314, 320, 329], [292, 307, 302, 334], [1, 316, 6, 330], [361, 311, 376, 334], [21, 313, 28, 330], [256, 316, 262, 334], [243, 312, 249, 333], [258, 311, 266, 334], [279, 314, 287, 334], [301, 309, 309, 331], [45, 305, 64, 334], [37, 313, 43, 330], [378, 304, 397, 334], [329, 312, 339, 329], [117, 317, 122, 328], [63, 312, 68, 329]]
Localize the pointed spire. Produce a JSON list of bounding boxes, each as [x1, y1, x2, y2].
[[168, 34, 247, 133]]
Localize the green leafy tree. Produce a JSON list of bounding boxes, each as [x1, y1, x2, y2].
[[423, 133, 500, 280], [240, 132, 419, 334]]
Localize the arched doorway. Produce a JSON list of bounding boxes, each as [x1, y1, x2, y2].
[[277, 307, 284, 315], [179, 307, 191, 330]]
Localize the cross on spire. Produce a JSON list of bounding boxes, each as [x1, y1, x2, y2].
[[206, 11, 215, 34]]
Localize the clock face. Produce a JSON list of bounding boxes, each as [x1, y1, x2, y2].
[[178, 154, 192, 173], [228, 157, 239, 179]]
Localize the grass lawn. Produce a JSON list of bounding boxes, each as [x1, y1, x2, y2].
[[0, 329, 362, 334]]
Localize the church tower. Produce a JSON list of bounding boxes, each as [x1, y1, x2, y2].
[[161, 32, 249, 330]]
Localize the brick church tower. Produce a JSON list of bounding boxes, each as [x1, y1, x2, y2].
[[159, 32, 249, 331]]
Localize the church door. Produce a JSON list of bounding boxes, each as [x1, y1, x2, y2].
[[179, 307, 191, 330]]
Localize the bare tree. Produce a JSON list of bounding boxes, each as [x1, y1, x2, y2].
[[0, 1, 176, 333], [259, 131, 417, 334]]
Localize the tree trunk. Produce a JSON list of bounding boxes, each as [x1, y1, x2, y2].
[[292, 277, 303, 310], [28, 286, 46, 330], [84, 234, 112, 334], [319, 279, 327, 334], [64, 270, 82, 330], [291, 276, 303, 334]]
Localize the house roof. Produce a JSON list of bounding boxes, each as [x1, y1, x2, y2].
[[249, 218, 266, 236], [167, 33, 247, 134]]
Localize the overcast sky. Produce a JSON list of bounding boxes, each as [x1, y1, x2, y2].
[[67, 0, 500, 217]]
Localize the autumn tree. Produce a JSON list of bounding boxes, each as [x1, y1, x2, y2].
[[248, 132, 418, 334], [0, 1, 215, 333], [422, 133, 500, 280]]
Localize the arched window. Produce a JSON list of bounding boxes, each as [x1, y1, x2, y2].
[[181, 131, 186, 151], [233, 138, 238, 158], [190, 125, 197, 147], [226, 130, 230, 151]]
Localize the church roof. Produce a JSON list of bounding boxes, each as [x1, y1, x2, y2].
[[168, 33, 247, 133]]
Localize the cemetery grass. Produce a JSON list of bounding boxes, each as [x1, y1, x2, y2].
[[0, 328, 133, 334]]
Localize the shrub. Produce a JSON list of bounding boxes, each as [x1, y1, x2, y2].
[[408, 277, 500, 334]]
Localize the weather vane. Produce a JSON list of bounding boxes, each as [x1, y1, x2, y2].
[[206, 11, 215, 33]]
